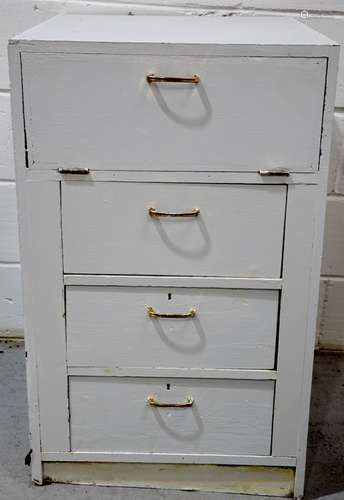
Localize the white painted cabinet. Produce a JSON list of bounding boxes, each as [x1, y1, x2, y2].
[[9, 15, 339, 498]]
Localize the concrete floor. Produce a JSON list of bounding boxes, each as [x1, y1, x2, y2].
[[0, 341, 343, 500]]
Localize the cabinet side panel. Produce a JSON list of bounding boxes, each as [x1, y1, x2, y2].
[[272, 185, 316, 459], [293, 48, 340, 498], [273, 47, 339, 499], [18, 179, 69, 453], [9, 42, 69, 456], [8, 42, 43, 483]]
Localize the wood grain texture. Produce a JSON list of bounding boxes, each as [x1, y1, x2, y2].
[[62, 182, 286, 277], [66, 286, 278, 370], [69, 377, 274, 456], [22, 52, 326, 172]]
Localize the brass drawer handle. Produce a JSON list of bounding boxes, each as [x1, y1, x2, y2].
[[58, 168, 90, 175], [146, 74, 200, 84], [259, 169, 290, 177], [147, 394, 194, 408], [147, 306, 196, 319], [148, 207, 200, 218]]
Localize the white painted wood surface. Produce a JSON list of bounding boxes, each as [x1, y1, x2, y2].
[[12, 180, 70, 453], [66, 286, 278, 370], [272, 186, 316, 458], [41, 451, 296, 466], [69, 377, 274, 456], [22, 52, 326, 172], [22, 8, 343, 107], [68, 366, 277, 380], [15, 15, 336, 46], [34, 0, 344, 15], [64, 275, 283, 289], [289, 50, 338, 497], [9, 13, 340, 497], [27, 168, 322, 184], [9, 40, 70, 457], [8, 43, 43, 483], [62, 182, 286, 277]]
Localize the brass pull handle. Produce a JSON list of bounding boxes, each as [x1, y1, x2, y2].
[[58, 168, 90, 175], [148, 207, 200, 218], [147, 394, 194, 408], [147, 306, 196, 319], [147, 74, 200, 84], [259, 169, 290, 177]]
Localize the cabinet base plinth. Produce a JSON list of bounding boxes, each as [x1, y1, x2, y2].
[[43, 462, 294, 497]]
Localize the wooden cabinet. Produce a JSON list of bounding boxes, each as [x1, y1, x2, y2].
[[9, 14, 339, 498]]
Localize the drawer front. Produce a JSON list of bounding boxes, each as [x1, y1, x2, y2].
[[62, 183, 286, 277], [66, 286, 278, 370], [22, 53, 325, 173], [69, 377, 274, 455]]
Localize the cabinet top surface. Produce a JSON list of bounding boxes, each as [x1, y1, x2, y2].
[[12, 14, 337, 47]]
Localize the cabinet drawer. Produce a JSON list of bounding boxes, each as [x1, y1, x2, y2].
[[69, 377, 274, 456], [66, 286, 278, 370], [62, 183, 286, 277], [22, 53, 325, 173]]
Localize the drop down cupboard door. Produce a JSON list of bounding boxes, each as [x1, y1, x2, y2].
[[21, 53, 326, 173]]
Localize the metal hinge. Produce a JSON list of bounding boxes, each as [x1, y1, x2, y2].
[[258, 169, 290, 177], [58, 168, 90, 175]]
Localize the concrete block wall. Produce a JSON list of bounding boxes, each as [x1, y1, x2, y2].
[[0, 0, 343, 348]]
